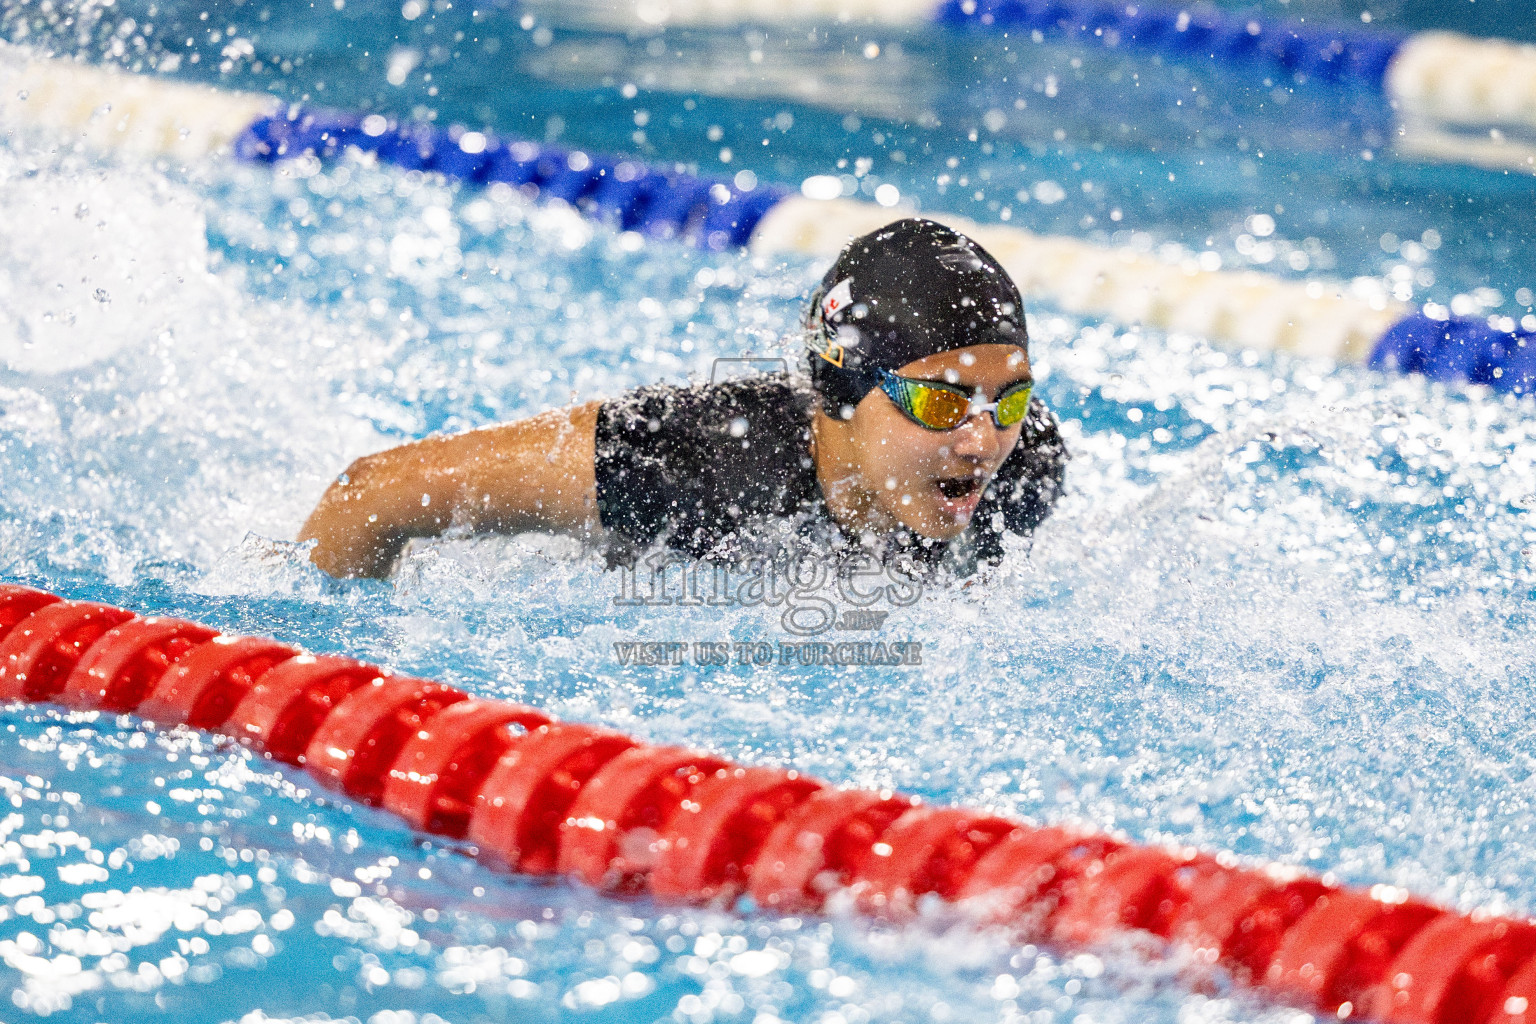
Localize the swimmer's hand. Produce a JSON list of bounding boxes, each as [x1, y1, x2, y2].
[[298, 402, 601, 578]]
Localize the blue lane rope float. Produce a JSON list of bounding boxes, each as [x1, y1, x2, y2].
[[1368, 311, 1536, 391], [933, 0, 1408, 90], [233, 109, 788, 250], [0, 46, 1530, 395]]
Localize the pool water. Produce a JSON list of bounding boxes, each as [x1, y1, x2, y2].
[[2, 0, 1536, 1021]]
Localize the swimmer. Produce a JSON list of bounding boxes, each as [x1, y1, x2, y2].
[[299, 218, 1067, 578]]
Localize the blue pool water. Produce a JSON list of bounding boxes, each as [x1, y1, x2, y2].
[[2, 0, 1536, 1020]]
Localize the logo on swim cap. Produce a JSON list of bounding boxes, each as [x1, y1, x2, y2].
[[821, 278, 854, 323], [809, 277, 857, 368]]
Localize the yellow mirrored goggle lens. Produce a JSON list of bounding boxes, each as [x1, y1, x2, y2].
[[902, 381, 971, 429], [994, 383, 1034, 427]]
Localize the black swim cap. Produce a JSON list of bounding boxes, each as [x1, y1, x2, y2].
[[805, 218, 1027, 416]]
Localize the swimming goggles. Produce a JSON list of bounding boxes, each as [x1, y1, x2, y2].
[[877, 368, 1034, 431]]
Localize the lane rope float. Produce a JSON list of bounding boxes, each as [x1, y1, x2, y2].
[[2, 581, 1535, 1023], [0, 44, 1530, 395]]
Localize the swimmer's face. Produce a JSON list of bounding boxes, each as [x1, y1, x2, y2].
[[835, 343, 1032, 541]]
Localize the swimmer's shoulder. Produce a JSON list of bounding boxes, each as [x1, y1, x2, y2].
[[594, 371, 820, 559], [598, 371, 815, 447]]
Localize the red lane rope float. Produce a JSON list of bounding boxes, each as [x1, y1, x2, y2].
[[1492, 957, 1536, 1024], [1050, 842, 1198, 944], [61, 616, 219, 712], [558, 745, 730, 892], [1165, 860, 1297, 970], [383, 699, 550, 838], [1367, 916, 1536, 1023], [0, 584, 61, 635], [227, 654, 386, 764], [2, 583, 1535, 1024], [1221, 876, 1336, 985], [0, 600, 135, 701], [851, 806, 1017, 916], [304, 676, 468, 803], [957, 825, 1126, 929], [139, 635, 300, 729], [1267, 890, 1444, 1014], [748, 787, 916, 912], [469, 722, 637, 875], [651, 766, 822, 904]]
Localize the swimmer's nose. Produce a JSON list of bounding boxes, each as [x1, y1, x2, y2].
[[948, 412, 1002, 463]]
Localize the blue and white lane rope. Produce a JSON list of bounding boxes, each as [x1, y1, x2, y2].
[[0, 47, 1530, 394], [541, 0, 1536, 173]]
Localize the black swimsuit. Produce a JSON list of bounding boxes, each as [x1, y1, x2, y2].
[[593, 373, 1067, 571]]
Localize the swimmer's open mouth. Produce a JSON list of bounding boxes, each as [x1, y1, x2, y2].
[[935, 477, 980, 499]]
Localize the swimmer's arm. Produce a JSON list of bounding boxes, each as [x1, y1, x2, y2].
[[298, 401, 601, 578]]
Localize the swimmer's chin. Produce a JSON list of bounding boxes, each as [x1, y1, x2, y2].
[[895, 503, 977, 541]]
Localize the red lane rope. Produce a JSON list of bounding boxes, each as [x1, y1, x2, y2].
[[0, 582, 1528, 1023]]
